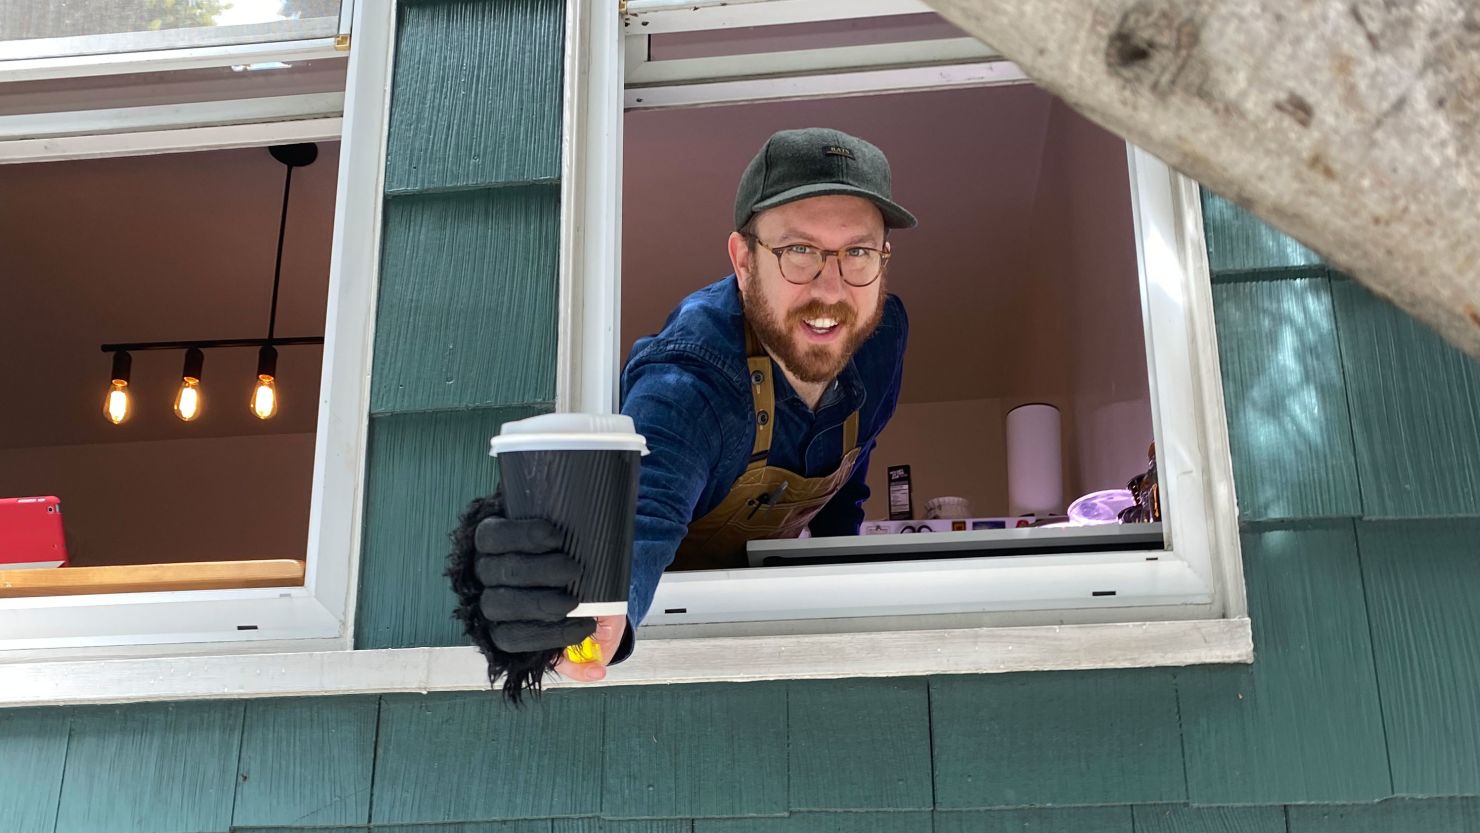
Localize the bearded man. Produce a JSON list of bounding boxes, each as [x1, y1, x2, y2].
[[466, 127, 914, 683]]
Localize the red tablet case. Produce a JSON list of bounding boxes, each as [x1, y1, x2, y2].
[[0, 496, 69, 569]]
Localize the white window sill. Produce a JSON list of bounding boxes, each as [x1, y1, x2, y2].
[[0, 618, 1251, 706]]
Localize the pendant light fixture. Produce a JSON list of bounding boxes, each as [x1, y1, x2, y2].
[[172, 347, 205, 422], [251, 142, 318, 420], [102, 350, 132, 425], [99, 143, 324, 424], [252, 344, 279, 420]]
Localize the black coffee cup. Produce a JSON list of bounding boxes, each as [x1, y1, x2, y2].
[[489, 414, 648, 616]]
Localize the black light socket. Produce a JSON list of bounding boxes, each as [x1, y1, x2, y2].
[[109, 350, 132, 384], [181, 347, 205, 381], [256, 344, 278, 379]]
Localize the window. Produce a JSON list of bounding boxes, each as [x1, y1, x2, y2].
[[0, 1, 350, 63], [561, 0, 1248, 657], [0, 1, 391, 658]]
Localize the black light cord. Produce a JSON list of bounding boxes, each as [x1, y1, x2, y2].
[[267, 159, 293, 342]]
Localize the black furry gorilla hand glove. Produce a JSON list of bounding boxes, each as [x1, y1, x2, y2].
[[447, 487, 595, 702]]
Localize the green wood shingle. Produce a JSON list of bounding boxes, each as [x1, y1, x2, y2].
[[930, 671, 1184, 809], [787, 678, 932, 811], [933, 807, 1133, 833], [376, 823, 555, 833], [553, 820, 692, 833], [1199, 190, 1322, 275], [1212, 276, 1362, 520], [235, 825, 553, 833], [356, 404, 549, 649], [372, 691, 604, 823], [602, 683, 788, 819], [232, 696, 378, 828], [386, 0, 563, 193], [1330, 278, 1480, 518], [695, 812, 931, 833], [0, 707, 69, 833], [1358, 519, 1480, 797], [372, 187, 560, 415], [1288, 798, 1480, 832], [54, 701, 244, 833], [1132, 805, 1286, 833], [1178, 522, 1390, 805]]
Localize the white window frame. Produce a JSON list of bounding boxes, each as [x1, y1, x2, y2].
[[0, 0, 1250, 708], [0, 0, 395, 660], [568, 0, 1251, 649], [0, 1, 355, 73]]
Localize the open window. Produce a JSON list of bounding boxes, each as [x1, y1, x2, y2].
[[0, 1, 352, 65], [0, 1, 391, 657], [562, 0, 1247, 655]]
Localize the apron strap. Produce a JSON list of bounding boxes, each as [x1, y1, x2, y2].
[[744, 323, 775, 472], [743, 323, 861, 471]]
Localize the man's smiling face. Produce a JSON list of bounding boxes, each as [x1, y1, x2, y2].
[[732, 195, 888, 385]]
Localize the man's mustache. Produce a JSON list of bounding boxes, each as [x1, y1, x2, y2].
[[787, 301, 855, 327]]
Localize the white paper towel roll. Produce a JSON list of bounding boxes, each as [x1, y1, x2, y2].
[[1006, 403, 1063, 516]]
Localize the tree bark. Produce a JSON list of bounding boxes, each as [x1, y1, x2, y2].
[[926, 0, 1480, 360]]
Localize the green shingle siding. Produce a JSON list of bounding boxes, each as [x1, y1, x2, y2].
[[384, 0, 564, 194], [356, 404, 551, 650], [931, 671, 1185, 808], [600, 683, 789, 819], [1287, 797, 1480, 832], [373, 691, 605, 822], [0, 707, 68, 833], [371, 186, 561, 415], [54, 701, 244, 833], [786, 677, 934, 811], [1176, 522, 1390, 805], [1357, 519, 1480, 796], [934, 807, 1133, 833], [232, 696, 379, 827], [1132, 805, 1286, 833], [1200, 191, 1322, 275], [1330, 278, 1480, 519], [1211, 275, 1363, 521]]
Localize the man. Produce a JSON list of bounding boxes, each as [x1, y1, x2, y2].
[[461, 127, 915, 684]]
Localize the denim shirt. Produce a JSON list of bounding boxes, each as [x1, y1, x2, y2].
[[618, 274, 908, 627]]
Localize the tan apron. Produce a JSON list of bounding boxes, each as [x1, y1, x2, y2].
[[671, 324, 862, 571]]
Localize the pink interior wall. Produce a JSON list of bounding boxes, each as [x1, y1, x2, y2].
[[1030, 100, 1153, 494], [0, 434, 314, 567], [862, 398, 1006, 521]]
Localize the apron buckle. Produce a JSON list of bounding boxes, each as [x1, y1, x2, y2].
[[746, 481, 790, 520]]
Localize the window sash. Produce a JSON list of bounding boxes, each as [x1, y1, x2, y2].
[[0, 0, 392, 655]]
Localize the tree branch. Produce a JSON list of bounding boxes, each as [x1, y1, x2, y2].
[[927, 0, 1480, 359]]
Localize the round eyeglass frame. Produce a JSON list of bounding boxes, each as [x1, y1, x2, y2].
[[743, 233, 891, 288]]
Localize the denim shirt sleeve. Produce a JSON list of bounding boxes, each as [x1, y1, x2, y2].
[[619, 355, 742, 629]]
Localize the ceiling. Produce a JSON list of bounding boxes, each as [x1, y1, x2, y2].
[[621, 83, 1132, 405], [0, 143, 339, 450]]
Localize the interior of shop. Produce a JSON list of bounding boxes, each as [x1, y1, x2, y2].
[[0, 143, 336, 577], [621, 83, 1158, 546]]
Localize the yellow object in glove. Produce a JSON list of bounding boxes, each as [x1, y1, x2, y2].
[[564, 636, 603, 664]]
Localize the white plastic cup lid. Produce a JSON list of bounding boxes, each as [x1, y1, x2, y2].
[[489, 413, 650, 456]]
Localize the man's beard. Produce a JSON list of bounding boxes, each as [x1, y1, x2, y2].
[[742, 278, 887, 385]]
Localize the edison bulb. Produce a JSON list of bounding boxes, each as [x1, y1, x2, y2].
[[251, 375, 278, 419], [174, 378, 203, 421], [103, 380, 131, 424]]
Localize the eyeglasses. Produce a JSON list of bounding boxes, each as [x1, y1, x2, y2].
[[744, 234, 890, 287]]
